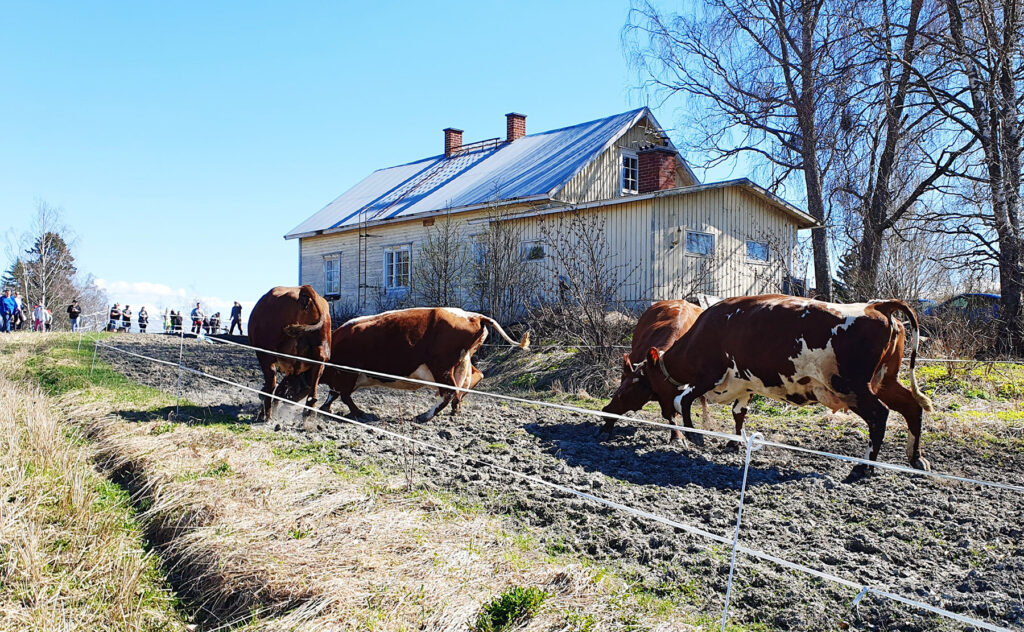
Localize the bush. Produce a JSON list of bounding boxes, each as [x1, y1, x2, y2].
[[472, 585, 551, 632]]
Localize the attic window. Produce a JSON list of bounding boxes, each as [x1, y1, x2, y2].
[[621, 152, 638, 194]]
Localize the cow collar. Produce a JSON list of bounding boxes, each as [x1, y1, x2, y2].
[[654, 356, 687, 389]]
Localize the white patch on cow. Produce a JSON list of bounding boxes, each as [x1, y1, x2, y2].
[[830, 316, 858, 336], [342, 309, 405, 327], [862, 446, 873, 460], [354, 364, 436, 392], [672, 385, 695, 413], [731, 395, 750, 415], [439, 307, 480, 321]]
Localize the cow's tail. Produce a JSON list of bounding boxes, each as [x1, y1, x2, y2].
[[871, 299, 934, 413], [284, 287, 328, 337], [480, 316, 530, 350]]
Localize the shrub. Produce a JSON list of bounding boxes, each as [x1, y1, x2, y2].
[[472, 585, 551, 632]]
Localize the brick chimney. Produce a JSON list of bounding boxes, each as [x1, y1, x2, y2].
[[506, 112, 526, 142], [638, 145, 678, 193], [444, 127, 463, 156]]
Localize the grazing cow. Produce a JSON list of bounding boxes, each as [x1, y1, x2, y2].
[[641, 294, 933, 477], [319, 307, 529, 422], [600, 300, 709, 443], [247, 285, 332, 422]]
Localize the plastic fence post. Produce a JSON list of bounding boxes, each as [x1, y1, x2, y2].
[[90, 333, 99, 376], [175, 325, 185, 418], [721, 431, 763, 631]]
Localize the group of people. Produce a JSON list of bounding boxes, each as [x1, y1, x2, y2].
[[1, 289, 67, 333], [105, 300, 244, 336]]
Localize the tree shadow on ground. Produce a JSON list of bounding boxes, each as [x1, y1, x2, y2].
[[525, 420, 823, 491]]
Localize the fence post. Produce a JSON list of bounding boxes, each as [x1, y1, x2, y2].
[[721, 431, 763, 631], [175, 323, 185, 419], [90, 330, 99, 376]]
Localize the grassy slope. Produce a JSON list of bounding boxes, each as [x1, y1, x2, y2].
[[7, 334, 781, 632], [0, 334, 186, 632]]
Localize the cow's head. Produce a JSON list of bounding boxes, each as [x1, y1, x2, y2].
[[598, 353, 653, 439]]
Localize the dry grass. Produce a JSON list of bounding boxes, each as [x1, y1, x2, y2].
[[0, 352, 185, 631], [3, 334, 707, 631]]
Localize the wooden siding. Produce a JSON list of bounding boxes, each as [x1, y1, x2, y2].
[[650, 187, 794, 300], [556, 115, 696, 205]]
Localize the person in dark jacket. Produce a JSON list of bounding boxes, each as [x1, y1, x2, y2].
[[67, 300, 82, 332], [209, 312, 221, 334], [229, 301, 243, 335], [138, 306, 149, 333], [121, 305, 132, 332], [108, 304, 121, 332]]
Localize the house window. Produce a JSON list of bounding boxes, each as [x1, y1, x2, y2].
[[746, 240, 769, 263], [471, 235, 486, 265], [520, 240, 546, 261], [323, 253, 340, 295], [685, 231, 714, 256], [621, 152, 638, 194], [383, 244, 411, 291]]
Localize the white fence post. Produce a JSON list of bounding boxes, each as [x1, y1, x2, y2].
[[721, 431, 763, 631]]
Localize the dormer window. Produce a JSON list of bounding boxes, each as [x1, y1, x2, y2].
[[621, 151, 638, 194]]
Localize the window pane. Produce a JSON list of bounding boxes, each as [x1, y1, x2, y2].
[[746, 240, 769, 262], [686, 232, 713, 255]]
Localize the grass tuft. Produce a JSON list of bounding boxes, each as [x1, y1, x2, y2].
[[472, 585, 551, 632]]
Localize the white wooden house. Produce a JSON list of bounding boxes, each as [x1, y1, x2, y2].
[[286, 108, 817, 313]]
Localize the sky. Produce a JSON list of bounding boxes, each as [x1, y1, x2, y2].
[[0, 0, 750, 328]]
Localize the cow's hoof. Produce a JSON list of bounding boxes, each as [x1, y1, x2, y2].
[[687, 430, 705, 447], [911, 456, 931, 472], [273, 422, 281, 432], [723, 441, 741, 454], [354, 412, 379, 423], [414, 412, 434, 424], [844, 463, 873, 483]]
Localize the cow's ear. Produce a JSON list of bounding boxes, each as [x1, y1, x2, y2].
[[647, 347, 660, 366], [622, 353, 633, 373]]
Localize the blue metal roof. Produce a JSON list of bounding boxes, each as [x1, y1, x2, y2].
[[286, 108, 667, 239]]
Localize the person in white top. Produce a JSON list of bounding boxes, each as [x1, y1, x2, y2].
[[32, 304, 45, 331]]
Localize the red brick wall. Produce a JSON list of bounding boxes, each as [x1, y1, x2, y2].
[[444, 128, 463, 156], [506, 113, 526, 142], [638, 146, 678, 193]]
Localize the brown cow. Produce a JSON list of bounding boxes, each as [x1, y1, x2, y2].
[[319, 307, 529, 422], [640, 295, 933, 477], [247, 285, 332, 422], [600, 300, 709, 443]]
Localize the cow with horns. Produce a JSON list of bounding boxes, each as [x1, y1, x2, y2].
[[319, 307, 530, 422], [600, 300, 709, 443], [629, 295, 934, 477], [247, 285, 332, 422]]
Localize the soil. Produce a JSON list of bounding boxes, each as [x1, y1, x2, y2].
[[96, 335, 1024, 632]]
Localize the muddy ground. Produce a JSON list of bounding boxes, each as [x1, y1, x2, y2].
[[95, 335, 1024, 631]]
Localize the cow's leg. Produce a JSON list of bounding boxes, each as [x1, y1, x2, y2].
[[877, 381, 930, 471], [415, 365, 457, 423], [301, 365, 325, 417], [725, 397, 749, 453], [849, 388, 890, 479], [319, 389, 339, 414], [673, 387, 710, 447], [256, 352, 277, 421]]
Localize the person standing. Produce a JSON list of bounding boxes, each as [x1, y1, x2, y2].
[[229, 301, 243, 335], [0, 289, 15, 333], [190, 302, 204, 334], [108, 303, 121, 332], [67, 300, 82, 331], [13, 292, 25, 330], [163, 308, 171, 333], [44, 308, 52, 331], [32, 304, 44, 331], [122, 305, 132, 332], [138, 306, 149, 333]]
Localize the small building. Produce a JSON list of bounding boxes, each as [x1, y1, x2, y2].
[[286, 108, 816, 315]]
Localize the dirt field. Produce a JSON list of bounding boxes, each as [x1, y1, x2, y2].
[[94, 334, 1024, 631]]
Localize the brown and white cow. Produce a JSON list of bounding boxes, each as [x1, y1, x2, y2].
[[640, 294, 934, 476], [247, 285, 332, 421], [319, 307, 529, 422], [600, 300, 710, 443]]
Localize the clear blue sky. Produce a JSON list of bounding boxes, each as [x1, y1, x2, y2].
[[0, 0, 747, 319]]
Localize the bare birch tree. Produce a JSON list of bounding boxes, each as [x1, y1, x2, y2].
[[412, 210, 469, 307], [625, 0, 853, 300]]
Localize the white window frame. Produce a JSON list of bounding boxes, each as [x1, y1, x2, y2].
[[621, 150, 639, 195], [520, 239, 546, 261], [685, 231, 714, 257], [745, 240, 770, 264], [383, 243, 412, 291], [322, 253, 340, 295]]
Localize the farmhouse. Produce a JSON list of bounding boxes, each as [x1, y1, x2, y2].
[[286, 108, 817, 315]]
